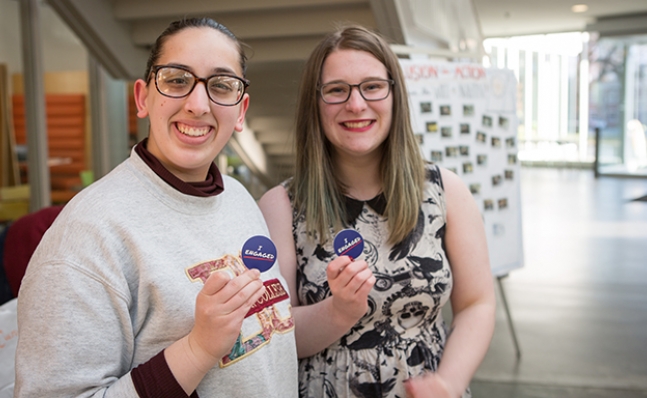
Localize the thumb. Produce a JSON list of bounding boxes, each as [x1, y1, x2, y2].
[[327, 256, 352, 279], [201, 270, 232, 296]]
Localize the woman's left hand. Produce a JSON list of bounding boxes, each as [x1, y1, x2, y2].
[[404, 372, 458, 398]]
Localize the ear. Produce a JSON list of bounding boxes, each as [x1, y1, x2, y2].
[[133, 79, 150, 119], [233, 93, 250, 133]]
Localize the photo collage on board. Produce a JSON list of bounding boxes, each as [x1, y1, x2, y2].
[[403, 60, 523, 275], [417, 102, 517, 215], [405, 62, 520, 236]]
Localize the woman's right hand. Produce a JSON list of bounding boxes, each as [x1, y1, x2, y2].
[[187, 269, 266, 371], [326, 256, 376, 326]]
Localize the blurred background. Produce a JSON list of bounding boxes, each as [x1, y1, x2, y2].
[[0, 1, 646, 397]]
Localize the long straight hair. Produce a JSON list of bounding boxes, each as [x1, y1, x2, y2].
[[290, 25, 425, 244]]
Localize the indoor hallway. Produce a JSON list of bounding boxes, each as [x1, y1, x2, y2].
[[470, 167, 647, 397]]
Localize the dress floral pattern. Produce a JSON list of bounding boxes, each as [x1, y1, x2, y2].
[[287, 164, 471, 398]]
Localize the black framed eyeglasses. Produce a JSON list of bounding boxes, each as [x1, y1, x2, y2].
[[319, 79, 394, 104], [151, 65, 249, 106]]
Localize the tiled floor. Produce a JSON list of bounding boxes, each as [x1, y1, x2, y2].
[[470, 167, 647, 398]]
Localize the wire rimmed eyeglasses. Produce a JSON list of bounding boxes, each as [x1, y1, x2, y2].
[[319, 79, 394, 104], [151, 65, 249, 106]]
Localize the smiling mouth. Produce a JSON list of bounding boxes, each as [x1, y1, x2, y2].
[[176, 123, 210, 137], [343, 121, 373, 129]]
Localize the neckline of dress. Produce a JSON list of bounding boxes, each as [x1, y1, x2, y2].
[[343, 192, 387, 224]]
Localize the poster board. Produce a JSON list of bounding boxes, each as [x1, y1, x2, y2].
[[400, 60, 523, 277]]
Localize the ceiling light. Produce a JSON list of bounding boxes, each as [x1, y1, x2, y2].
[[571, 4, 588, 13]]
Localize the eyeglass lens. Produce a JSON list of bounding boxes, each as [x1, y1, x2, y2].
[[155, 66, 245, 106], [321, 80, 392, 104]]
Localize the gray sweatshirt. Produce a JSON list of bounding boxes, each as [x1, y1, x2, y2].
[[14, 150, 298, 397]]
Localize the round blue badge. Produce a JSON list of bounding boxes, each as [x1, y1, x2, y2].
[[333, 229, 364, 260], [241, 235, 277, 272]]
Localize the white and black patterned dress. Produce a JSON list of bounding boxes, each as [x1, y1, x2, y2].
[[287, 164, 471, 398]]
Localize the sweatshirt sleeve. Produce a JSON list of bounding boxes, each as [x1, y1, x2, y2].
[[14, 258, 138, 397], [132, 350, 199, 398]]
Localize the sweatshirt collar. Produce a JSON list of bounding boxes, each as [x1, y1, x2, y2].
[[134, 138, 224, 197]]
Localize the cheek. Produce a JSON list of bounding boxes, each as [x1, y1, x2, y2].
[[382, 98, 394, 119], [149, 98, 174, 121], [319, 106, 338, 130], [213, 107, 239, 128], [378, 101, 393, 130]]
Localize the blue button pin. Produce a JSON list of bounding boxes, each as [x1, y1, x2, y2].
[[333, 229, 364, 260], [241, 235, 277, 272]]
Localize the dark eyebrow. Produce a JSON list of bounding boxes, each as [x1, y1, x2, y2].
[[322, 77, 388, 85], [162, 63, 190, 70], [212, 67, 238, 75], [162, 63, 239, 77]]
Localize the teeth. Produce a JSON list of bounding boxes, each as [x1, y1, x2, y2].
[[344, 121, 371, 129], [177, 123, 209, 137]]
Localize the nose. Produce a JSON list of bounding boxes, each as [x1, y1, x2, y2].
[[345, 86, 367, 113], [184, 81, 211, 116]]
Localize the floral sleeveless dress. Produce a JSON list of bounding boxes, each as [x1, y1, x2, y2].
[[288, 165, 471, 398]]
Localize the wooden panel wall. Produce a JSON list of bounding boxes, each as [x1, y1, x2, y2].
[[0, 64, 20, 188], [12, 94, 86, 203]]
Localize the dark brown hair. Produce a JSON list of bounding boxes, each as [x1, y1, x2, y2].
[[144, 17, 247, 81]]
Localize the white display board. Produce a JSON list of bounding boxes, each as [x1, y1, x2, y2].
[[400, 60, 524, 277]]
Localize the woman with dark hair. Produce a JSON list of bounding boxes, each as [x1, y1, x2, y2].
[[15, 18, 297, 398], [259, 25, 494, 398]]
